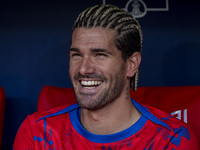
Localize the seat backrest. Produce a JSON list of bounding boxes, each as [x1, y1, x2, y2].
[[37, 86, 76, 112], [0, 87, 6, 147], [37, 85, 200, 145]]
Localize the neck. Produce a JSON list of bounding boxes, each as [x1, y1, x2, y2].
[[80, 97, 141, 135]]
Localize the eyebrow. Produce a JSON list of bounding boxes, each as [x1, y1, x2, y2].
[[69, 48, 80, 52], [69, 47, 114, 56], [91, 48, 113, 54]]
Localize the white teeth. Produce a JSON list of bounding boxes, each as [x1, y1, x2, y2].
[[81, 80, 103, 86], [84, 86, 96, 89]]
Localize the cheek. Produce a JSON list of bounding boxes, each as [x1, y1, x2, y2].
[[69, 62, 76, 78], [101, 65, 122, 79], [109, 63, 127, 79]]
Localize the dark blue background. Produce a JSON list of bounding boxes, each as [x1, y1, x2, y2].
[[1, 0, 200, 149]]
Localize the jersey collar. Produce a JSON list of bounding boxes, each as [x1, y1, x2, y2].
[[36, 99, 170, 131]]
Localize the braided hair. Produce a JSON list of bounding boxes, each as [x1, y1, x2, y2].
[[72, 4, 143, 88]]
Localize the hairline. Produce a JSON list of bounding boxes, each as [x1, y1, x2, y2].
[[71, 26, 129, 62]]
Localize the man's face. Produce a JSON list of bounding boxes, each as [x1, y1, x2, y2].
[[69, 27, 128, 110]]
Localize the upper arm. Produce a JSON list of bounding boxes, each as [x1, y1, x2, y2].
[[13, 116, 34, 150]]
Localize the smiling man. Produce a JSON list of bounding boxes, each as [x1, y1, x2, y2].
[[69, 27, 133, 111], [13, 4, 199, 150]]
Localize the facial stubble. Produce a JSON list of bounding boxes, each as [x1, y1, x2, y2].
[[73, 64, 127, 111]]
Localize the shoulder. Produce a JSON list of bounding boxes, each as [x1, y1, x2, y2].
[[15, 103, 79, 139], [26, 103, 79, 124], [145, 105, 188, 129], [145, 105, 199, 149], [13, 104, 79, 149]]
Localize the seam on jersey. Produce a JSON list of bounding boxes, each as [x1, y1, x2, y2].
[[132, 99, 171, 131], [35, 103, 79, 123]]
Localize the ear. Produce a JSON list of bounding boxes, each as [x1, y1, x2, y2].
[[126, 52, 141, 78]]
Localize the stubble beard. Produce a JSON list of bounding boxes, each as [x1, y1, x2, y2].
[[73, 65, 127, 111]]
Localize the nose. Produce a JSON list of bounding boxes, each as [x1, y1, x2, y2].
[[79, 57, 95, 76]]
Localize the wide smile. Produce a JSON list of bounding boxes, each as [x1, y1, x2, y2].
[[80, 80, 104, 89]]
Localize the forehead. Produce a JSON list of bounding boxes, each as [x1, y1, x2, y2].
[[71, 27, 116, 50]]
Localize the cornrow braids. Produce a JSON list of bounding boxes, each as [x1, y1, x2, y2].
[[72, 5, 142, 54], [72, 4, 143, 89]]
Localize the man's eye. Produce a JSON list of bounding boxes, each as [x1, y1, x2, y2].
[[95, 53, 107, 58], [71, 53, 82, 60], [72, 54, 80, 57]]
